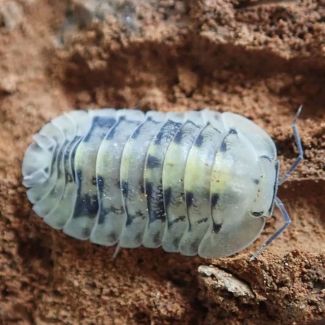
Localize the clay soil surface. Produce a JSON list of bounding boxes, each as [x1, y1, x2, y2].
[[0, 1, 324, 324]]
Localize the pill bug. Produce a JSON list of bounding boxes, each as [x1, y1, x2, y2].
[[22, 108, 303, 258]]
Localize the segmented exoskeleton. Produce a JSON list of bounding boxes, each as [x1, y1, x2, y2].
[[22, 108, 303, 258]]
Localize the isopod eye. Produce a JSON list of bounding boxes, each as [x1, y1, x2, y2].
[[250, 211, 264, 217]]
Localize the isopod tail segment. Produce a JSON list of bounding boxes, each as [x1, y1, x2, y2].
[[250, 106, 304, 260]]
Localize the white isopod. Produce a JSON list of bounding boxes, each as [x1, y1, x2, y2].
[[22, 108, 303, 259]]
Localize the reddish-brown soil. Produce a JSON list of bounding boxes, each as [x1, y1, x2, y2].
[[0, 1, 324, 324]]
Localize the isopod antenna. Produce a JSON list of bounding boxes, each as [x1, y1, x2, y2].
[[279, 105, 304, 185], [250, 197, 291, 260], [251, 106, 304, 260]]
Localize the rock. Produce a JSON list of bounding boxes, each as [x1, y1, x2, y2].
[[198, 265, 255, 301], [0, 1, 24, 31], [0, 74, 18, 94]]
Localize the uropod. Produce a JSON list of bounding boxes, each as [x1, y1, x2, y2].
[[22, 108, 303, 259]]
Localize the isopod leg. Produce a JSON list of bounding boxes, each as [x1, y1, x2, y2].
[[111, 244, 121, 260], [250, 197, 291, 260], [279, 106, 304, 185]]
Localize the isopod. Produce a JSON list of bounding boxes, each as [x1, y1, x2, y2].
[[22, 108, 303, 258]]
